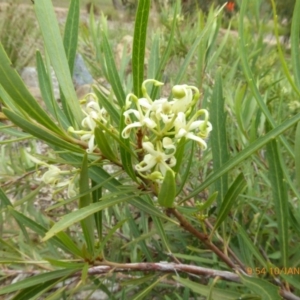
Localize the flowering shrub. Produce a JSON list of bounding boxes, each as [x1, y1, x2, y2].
[[122, 80, 212, 182], [1, 0, 300, 299]]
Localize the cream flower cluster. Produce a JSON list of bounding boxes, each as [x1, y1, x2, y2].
[[26, 152, 78, 198], [68, 94, 108, 153], [122, 80, 212, 181]]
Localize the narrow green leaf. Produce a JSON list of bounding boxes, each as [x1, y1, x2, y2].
[[158, 170, 176, 208], [176, 141, 194, 195], [0, 44, 63, 134], [96, 219, 127, 255], [94, 127, 117, 162], [234, 84, 247, 136], [174, 6, 224, 84], [36, 51, 70, 129], [182, 112, 300, 202], [238, 273, 281, 300], [0, 268, 80, 295], [79, 153, 95, 254], [124, 205, 153, 261], [210, 71, 229, 206], [269, 0, 300, 97], [132, 277, 160, 300], [129, 197, 176, 224], [150, 2, 177, 99], [42, 286, 68, 300], [239, 0, 294, 158], [147, 33, 160, 79], [173, 137, 187, 173], [43, 195, 131, 241], [12, 279, 58, 300], [0, 189, 29, 241], [101, 33, 126, 107], [34, 0, 82, 126], [119, 109, 137, 181], [151, 212, 172, 253], [92, 179, 103, 241], [236, 221, 269, 269], [266, 135, 289, 267], [212, 173, 246, 234], [296, 122, 300, 187], [63, 0, 79, 75], [0, 186, 12, 207], [175, 277, 241, 299], [8, 207, 83, 257], [199, 191, 218, 211], [45, 259, 85, 269], [3, 108, 82, 153], [132, 0, 151, 97], [291, 0, 300, 90]]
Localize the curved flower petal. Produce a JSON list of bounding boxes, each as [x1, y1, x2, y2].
[[185, 132, 208, 149], [121, 122, 143, 138], [162, 137, 176, 154], [171, 85, 193, 113]]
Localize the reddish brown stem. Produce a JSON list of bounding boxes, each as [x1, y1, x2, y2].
[[167, 207, 243, 271]]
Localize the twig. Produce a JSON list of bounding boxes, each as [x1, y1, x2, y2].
[[2, 263, 299, 300], [1, 262, 240, 283], [166, 207, 242, 271]]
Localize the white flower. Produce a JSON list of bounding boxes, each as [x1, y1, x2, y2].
[[41, 165, 62, 185], [69, 97, 107, 153], [150, 98, 174, 124], [122, 99, 157, 138], [26, 152, 78, 198], [170, 85, 194, 113], [174, 111, 212, 149], [135, 138, 176, 177], [84, 100, 108, 125]]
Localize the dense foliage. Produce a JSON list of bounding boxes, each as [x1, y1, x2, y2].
[[0, 0, 300, 299]]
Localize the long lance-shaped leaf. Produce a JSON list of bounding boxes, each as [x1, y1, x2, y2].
[[210, 71, 229, 207], [101, 32, 126, 107], [269, 0, 300, 97], [0, 45, 63, 135], [174, 6, 224, 85], [296, 122, 300, 187], [91, 180, 102, 241], [79, 153, 95, 255], [132, 0, 151, 97], [266, 133, 289, 267], [150, 2, 178, 100], [7, 207, 83, 258], [158, 170, 176, 208], [211, 173, 246, 236], [43, 195, 131, 241], [119, 108, 137, 181], [291, 0, 300, 90], [182, 112, 300, 202], [236, 223, 268, 269], [3, 108, 83, 153], [239, 0, 294, 158], [131, 277, 161, 300], [63, 0, 79, 76], [238, 273, 281, 300], [0, 268, 80, 295], [0, 188, 29, 241], [34, 0, 82, 126], [36, 51, 70, 129], [12, 279, 61, 300], [174, 277, 241, 299]]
